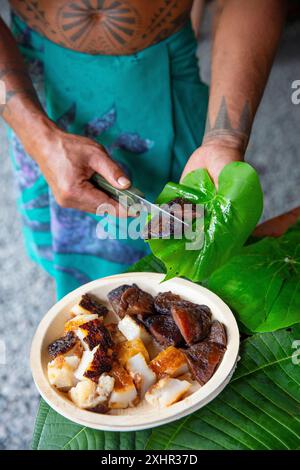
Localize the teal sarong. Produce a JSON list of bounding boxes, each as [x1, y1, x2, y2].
[[9, 13, 208, 300]]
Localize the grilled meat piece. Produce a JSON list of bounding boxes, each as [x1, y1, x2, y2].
[[184, 321, 227, 385], [79, 293, 108, 317], [154, 291, 182, 315], [144, 197, 197, 239], [108, 284, 154, 318], [79, 318, 113, 351], [208, 321, 227, 347], [184, 341, 226, 386], [48, 331, 78, 359], [143, 314, 184, 347], [171, 301, 212, 345], [89, 403, 109, 414]]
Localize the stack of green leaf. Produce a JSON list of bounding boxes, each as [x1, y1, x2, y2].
[[33, 163, 300, 450]]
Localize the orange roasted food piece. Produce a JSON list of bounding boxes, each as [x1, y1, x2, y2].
[[116, 338, 150, 366], [150, 346, 188, 378]]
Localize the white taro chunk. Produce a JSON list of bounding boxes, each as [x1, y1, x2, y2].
[[74, 345, 99, 381], [96, 373, 115, 401], [126, 353, 157, 397], [69, 374, 114, 410], [145, 377, 191, 408], [118, 315, 152, 344], [69, 379, 103, 410], [108, 363, 138, 409]]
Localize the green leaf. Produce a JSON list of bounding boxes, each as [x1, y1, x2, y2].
[[148, 162, 263, 282], [127, 254, 166, 274], [145, 325, 300, 450], [32, 401, 151, 450], [208, 221, 300, 333], [33, 325, 300, 450]]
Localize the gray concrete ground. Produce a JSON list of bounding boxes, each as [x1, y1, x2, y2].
[[0, 0, 299, 450]]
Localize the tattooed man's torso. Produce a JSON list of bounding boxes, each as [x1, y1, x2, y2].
[[10, 0, 193, 54]]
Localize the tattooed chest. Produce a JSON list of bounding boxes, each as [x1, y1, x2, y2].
[[10, 0, 193, 54]]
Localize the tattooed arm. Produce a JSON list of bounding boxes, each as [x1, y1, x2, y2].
[[181, 0, 286, 185], [0, 16, 130, 214]]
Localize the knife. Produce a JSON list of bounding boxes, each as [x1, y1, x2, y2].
[[90, 173, 190, 231]]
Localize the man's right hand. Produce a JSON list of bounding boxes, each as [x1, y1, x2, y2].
[[0, 17, 131, 216], [27, 123, 131, 215]]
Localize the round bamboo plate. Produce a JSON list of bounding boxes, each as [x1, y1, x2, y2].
[[30, 272, 240, 431]]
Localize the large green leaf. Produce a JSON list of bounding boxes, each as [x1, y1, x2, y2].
[[208, 221, 300, 333], [32, 401, 150, 450], [127, 254, 166, 274], [33, 325, 300, 450], [148, 162, 263, 282]]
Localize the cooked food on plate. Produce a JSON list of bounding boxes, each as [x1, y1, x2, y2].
[[47, 288, 227, 412], [108, 284, 154, 318]]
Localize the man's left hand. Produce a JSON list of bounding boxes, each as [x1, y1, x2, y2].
[[180, 141, 243, 187]]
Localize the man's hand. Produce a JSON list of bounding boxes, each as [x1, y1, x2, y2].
[[180, 141, 243, 187], [183, 0, 286, 187], [27, 123, 131, 215]]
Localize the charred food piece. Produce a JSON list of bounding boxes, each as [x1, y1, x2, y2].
[[48, 331, 78, 359], [154, 291, 182, 315], [79, 318, 113, 351], [184, 342, 226, 386], [208, 320, 227, 347], [74, 322, 115, 382], [108, 284, 154, 318], [144, 197, 197, 239], [83, 346, 113, 381], [79, 293, 108, 317], [143, 315, 184, 347], [75, 344, 114, 382], [184, 321, 227, 385], [171, 301, 212, 345]]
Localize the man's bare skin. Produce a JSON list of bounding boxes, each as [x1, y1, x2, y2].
[[10, 0, 193, 54], [0, 1, 286, 214]]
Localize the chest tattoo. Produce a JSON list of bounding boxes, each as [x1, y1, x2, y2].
[[56, 0, 141, 53], [11, 0, 192, 54]]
